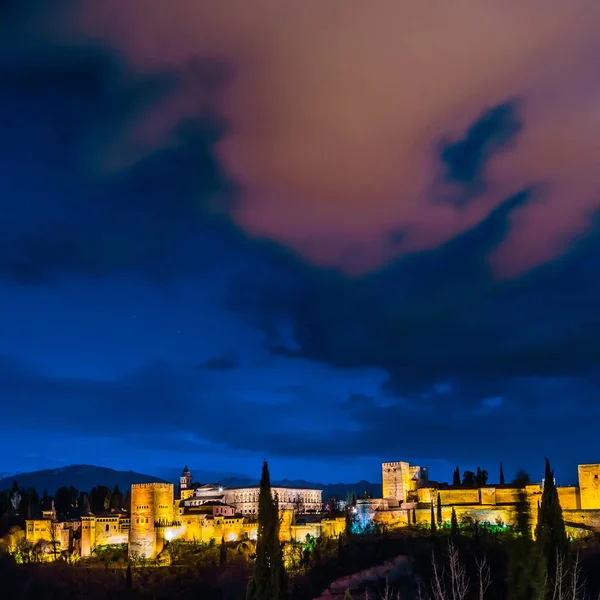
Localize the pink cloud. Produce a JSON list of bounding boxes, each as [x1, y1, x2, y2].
[[69, 0, 600, 278]]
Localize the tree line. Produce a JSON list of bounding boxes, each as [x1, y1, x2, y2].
[[451, 463, 531, 488]]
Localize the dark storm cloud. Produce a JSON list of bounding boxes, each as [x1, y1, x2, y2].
[[226, 187, 600, 472], [438, 99, 523, 203], [0, 7, 241, 285]]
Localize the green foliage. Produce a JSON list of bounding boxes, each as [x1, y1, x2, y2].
[[450, 507, 459, 540], [506, 538, 546, 600], [219, 536, 227, 567], [516, 488, 531, 539], [247, 461, 287, 600], [535, 458, 569, 589], [436, 493, 442, 527], [344, 589, 353, 600]]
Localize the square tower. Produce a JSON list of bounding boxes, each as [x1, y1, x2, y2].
[[578, 464, 600, 509], [382, 461, 411, 502]]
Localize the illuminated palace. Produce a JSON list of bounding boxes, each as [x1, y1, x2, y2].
[[358, 461, 600, 534], [25, 466, 343, 560], [23, 461, 600, 559]]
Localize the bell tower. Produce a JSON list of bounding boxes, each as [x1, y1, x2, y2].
[[179, 466, 193, 500]]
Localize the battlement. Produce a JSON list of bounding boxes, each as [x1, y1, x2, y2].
[[131, 482, 174, 490], [382, 461, 407, 468]]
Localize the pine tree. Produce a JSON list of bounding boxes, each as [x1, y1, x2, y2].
[[452, 466, 461, 487], [450, 507, 459, 540], [436, 493, 442, 527], [500, 462, 505, 485], [247, 461, 287, 600], [220, 535, 228, 567], [344, 590, 353, 600], [430, 502, 436, 533], [535, 458, 569, 589]]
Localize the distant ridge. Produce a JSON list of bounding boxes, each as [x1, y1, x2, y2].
[[0, 464, 381, 499], [0, 465, 165, 495]]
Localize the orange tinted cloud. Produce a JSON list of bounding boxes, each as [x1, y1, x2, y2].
[[71, 0, 600, 277]]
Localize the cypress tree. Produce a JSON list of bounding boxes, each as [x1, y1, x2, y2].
[[220, 535, 228, 567], [436, 493, 442, 527], [506, 486, 546, 600], [412, 508, 416, 525], [125, 563, 133, 594], [450, 507, 459, 540], [476, 466, 482, 487], [247, 461, 287, 600], [430, 501, 436, 533], [535, 458, 569, 589], [500, 462, 505, 485], [452, 466, 461, 487]]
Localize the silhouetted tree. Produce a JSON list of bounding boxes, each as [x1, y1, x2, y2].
[[430, 502, 436, 533], [475, 467, 488, 487], [500, 462, 505, 485], [507, 488, 545, 600], [219, 535, 227, 567], [513, 469, 531, 487], [450, 507, 459, 540], [54, 486, 78, 516], [436, 493, 442, 527], [81, 493, 91, 515], [462, 470, 476, 486], [535, 458, 569, 588], [110, 485, 123, 511], [516, 488, 531, 539], [125, 563, 133, 594], [247, 461, 286, 600], [452, 466, 461, 487]]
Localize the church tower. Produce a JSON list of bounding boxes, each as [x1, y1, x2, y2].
[[179, 466, 193, 500]]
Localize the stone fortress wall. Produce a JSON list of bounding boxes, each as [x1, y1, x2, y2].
[[372, 460, 600, 534]]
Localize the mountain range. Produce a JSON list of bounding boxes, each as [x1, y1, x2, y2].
[[0, 464, 380, 499]]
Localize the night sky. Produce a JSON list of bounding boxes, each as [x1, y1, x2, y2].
[[1, 1, 600, 485]]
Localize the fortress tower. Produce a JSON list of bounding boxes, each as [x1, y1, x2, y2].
[[382, 461, 427, 504], [129, 483, 174, 559], [578, 464, 600, 509]]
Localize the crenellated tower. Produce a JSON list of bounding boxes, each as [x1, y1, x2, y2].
[[129, 482, 174, 559]]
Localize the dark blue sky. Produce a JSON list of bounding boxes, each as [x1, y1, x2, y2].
[[1, 1, 600, 485]]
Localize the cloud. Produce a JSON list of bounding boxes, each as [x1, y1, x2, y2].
[[0, 10, 242, 285], [437, 99, 523, 205], [201, 351, 238, 371], [64, 0, 600, 279]]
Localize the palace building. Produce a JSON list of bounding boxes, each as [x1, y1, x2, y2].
[[24, 466, 340, 560], [365, 461, 600, 534], [23, 460, 600, 561]]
